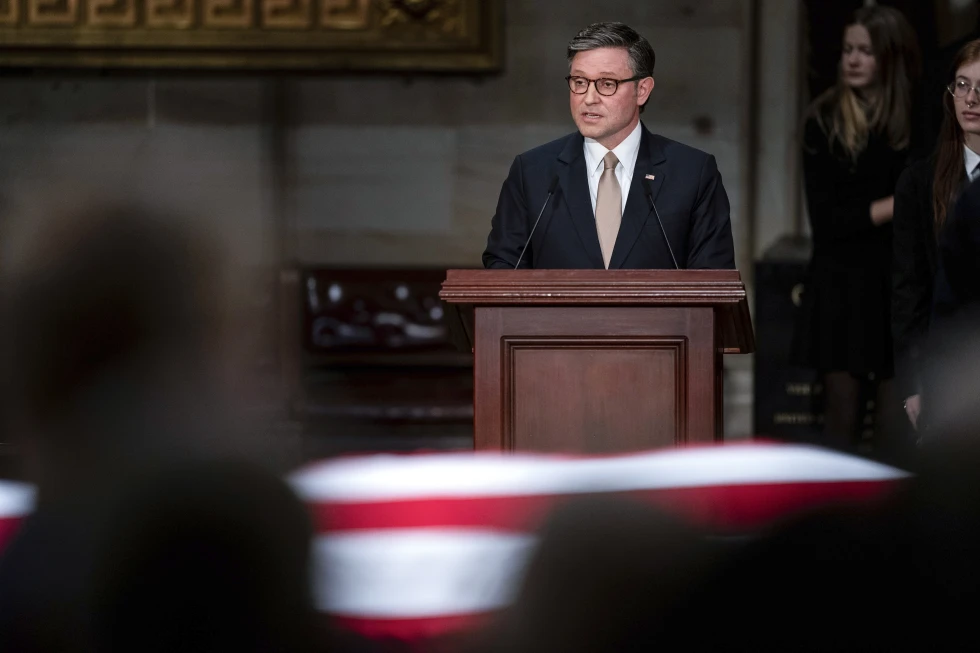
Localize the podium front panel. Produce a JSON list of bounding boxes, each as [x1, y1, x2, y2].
[[473, 305, 718, 452]]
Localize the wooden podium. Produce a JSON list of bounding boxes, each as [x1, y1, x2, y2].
[[439, 269, 754, 453]]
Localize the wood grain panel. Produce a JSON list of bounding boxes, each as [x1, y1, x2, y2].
[[507, 340, 685, 453], [473, 305, 719, 451]]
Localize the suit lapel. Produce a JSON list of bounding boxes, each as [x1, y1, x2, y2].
[[609, 125, 667, 269], [557, 134, 604, 269]]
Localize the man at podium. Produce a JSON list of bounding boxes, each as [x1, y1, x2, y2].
[[483, 22, 735, 271]]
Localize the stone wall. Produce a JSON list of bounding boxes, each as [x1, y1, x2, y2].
[[0, 0, 775, 272]]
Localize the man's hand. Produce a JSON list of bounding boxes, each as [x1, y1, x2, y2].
[[904, 394, 922, 430], [871, 196, 895, 226]]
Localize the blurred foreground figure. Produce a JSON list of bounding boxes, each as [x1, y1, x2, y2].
[[485, 494, 711, 653], [491, 451, 980, 652], [643, 448, 980, 652], [0, 200, 316, 652]]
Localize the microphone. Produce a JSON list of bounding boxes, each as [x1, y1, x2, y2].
[[644, 177, 679, 270], [514, 174, 560, 269]]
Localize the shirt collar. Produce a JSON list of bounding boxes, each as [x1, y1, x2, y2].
[[584, 121, 643, 178], [965, 144, 980, 178]]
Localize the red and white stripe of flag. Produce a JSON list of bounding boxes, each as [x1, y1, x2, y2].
[[289, 443, 910, 641], [0, 480, 35, 552]]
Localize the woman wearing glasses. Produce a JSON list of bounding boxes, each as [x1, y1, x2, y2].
[[892, 39, 980, 442], [793, 6, 920, 453]]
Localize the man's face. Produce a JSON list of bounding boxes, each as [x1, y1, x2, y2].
[[569, 47, 653, 150]]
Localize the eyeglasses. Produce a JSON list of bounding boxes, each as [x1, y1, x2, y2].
[[566, 75, 645, 96], [948, 79, 980, 100]]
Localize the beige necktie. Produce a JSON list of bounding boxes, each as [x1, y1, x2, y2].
[[596, 151, 622, 269]]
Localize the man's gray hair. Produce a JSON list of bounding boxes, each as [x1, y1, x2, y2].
[[566, 22, 655, 79]]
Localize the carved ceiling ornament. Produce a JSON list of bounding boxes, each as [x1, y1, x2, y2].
[[0, 0, 499, 70], [380, 0, 460, 34]]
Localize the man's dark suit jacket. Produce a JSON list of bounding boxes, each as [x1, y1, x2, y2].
[[937, 174, 980, 307], [923, 175, 980, 435], [892, 158, 940, 402], [482, 123, 736, 270]]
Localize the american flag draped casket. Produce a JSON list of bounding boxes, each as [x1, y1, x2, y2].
[[288, 442, 910, 642], [0, 443, 910, 644], [0, 481, 34, 552]]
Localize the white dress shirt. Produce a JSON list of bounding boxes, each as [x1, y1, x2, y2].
[[965, 144, 980, 182], [583, 121, 642, 216]]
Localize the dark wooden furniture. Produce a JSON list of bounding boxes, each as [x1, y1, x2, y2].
[[440, 269, 754, 453], [282, 268, 474, 455], [753, 236, 878, 447], [753, 237, 824, 441]]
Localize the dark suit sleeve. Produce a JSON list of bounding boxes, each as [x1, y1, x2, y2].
[[483, 155, 530, 269], [802, 117, 878, 245], [685, 154, 735, 269], [930, 178, 980, 386], [939, 176, 980, 305], [891, 164, 932, 400]]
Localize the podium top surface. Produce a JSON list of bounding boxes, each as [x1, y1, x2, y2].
[[439, 269, 754, 354], [440, 269, 747, 305]]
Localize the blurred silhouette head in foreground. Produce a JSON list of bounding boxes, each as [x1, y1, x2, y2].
[[484, 494, 715, 653], [0, 196, 249, 499], [0, 197, 317, 653]]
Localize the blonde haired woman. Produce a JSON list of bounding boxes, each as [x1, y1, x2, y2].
[[793, 6, 920, 452]]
